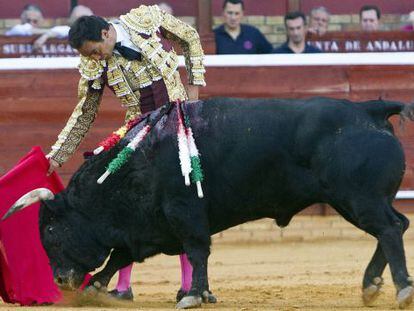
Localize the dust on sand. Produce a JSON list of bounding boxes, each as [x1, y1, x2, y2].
[[1, 238, 413, 310]]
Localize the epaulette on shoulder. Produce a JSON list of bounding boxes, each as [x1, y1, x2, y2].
[[78, 56, 105, 81], [120, 5, 162, 35]]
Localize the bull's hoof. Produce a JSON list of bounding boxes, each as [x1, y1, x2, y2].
[[202, 290, 217, 303], [82, 285, 99, 296], [362, 277, 383, 306], [176, 295, 202, 309], [362, 284, 381, 306], [397, 286, 414, 309], [82, 282, 107, 296], [176, 289, 187, 302]]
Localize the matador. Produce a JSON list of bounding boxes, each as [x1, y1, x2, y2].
[[47, 5, 205, 168], [45, 5, 207, 303]]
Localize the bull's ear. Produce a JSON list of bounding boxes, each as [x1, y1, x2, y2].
[[39, 198, 63, 230], [42, 199, 56, 212], [41, 195, 67, 216]]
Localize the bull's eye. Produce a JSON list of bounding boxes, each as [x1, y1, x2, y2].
[[47, 226, 54, 234]]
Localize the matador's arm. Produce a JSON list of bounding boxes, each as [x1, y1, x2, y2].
[[158, 10, 206, 86], [47, 76, 104, 165]]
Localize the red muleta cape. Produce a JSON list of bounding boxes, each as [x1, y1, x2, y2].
[[0, 146, 62, 305]]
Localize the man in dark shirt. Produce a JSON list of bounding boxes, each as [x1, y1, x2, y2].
[[214, 0, 273, 54], [274, 11, 321, 54]]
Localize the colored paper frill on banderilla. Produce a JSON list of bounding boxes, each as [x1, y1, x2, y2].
[[0, 146, 63, 305]]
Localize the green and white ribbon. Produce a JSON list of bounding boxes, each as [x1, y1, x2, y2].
[[186, 126, 204, 198], [177, 105, 191, 186], [97, 125, 151, 184]]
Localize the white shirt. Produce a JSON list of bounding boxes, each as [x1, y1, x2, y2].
[[49, 25, 70, 38], [5, 23, 33, 36], [111, 21, 141, 55]]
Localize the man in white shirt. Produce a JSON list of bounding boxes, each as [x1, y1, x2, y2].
[[308, 6, 330, 36], [33, 5, 94, 51], [5, 4, 46, 36]]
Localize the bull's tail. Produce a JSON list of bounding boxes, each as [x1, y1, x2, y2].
[[401, 103, 414, 122], [359, 100, 414, 130], [398, 103, 414, 132], [359, 100, 405, 119]]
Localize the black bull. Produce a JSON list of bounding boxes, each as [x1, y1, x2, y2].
[[6, 97, 414, 308]]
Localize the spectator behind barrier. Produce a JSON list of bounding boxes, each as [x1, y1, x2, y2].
[[158, 2, 173, 14], [401, 11, 414, 31], [214, 0, 273, 54], [308, 6, 330, 36], [5, 4, 47, 36], [274, 11, 321, 54], [360, 5, 381, 32], [33, 5, 94, 51]]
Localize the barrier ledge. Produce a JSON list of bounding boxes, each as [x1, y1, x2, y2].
[[1, 52, 414, 70], [396, 191, 414, 199]]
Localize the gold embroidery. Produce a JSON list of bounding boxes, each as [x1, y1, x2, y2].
[[120, 5, 162, 35], [121, 4, 205, 86], [91, 78, 103, 90], [125, 105, 141, 121], [47, 78, 103, 164], [49, 5, 205, 165], [78, 56, 106, 81], [158, 10, 206, 86], [120, 6, 203, 100], [106, 56, 142, 112]]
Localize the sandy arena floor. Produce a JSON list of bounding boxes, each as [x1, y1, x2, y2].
[[1, 236, 414, 311]]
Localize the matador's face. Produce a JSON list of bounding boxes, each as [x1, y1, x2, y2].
[[77, 27, 116, 61]]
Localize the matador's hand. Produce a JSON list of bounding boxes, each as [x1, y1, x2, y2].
[[186, 85, 199, 101], [47, 158, 61, 176]]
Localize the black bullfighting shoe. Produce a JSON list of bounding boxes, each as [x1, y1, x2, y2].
[[108, 287, 134, 301]]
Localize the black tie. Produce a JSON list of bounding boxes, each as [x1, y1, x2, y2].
[[114, 42, 142, 61]]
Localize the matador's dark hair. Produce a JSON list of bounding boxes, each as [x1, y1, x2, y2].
[[69, 15, 109, 49]]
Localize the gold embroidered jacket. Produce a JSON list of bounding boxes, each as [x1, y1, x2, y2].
[[48, 5, 205, 165]]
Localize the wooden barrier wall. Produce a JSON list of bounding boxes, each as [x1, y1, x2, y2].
[[307, 31, 414, 53], [0, 36, 77, 58], [2, 31, 414, 59], [1, 65, 414, 213]]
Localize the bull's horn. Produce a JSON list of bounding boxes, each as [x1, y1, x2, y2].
[[2, 188, 54, 221]]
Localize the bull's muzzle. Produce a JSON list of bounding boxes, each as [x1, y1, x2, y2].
[[54, 268, 81, 290], [2, 188, 54, 220]]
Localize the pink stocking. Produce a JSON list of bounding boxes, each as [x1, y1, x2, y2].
[[180, 253, 193, 292], [116, 263, 133, 292]]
